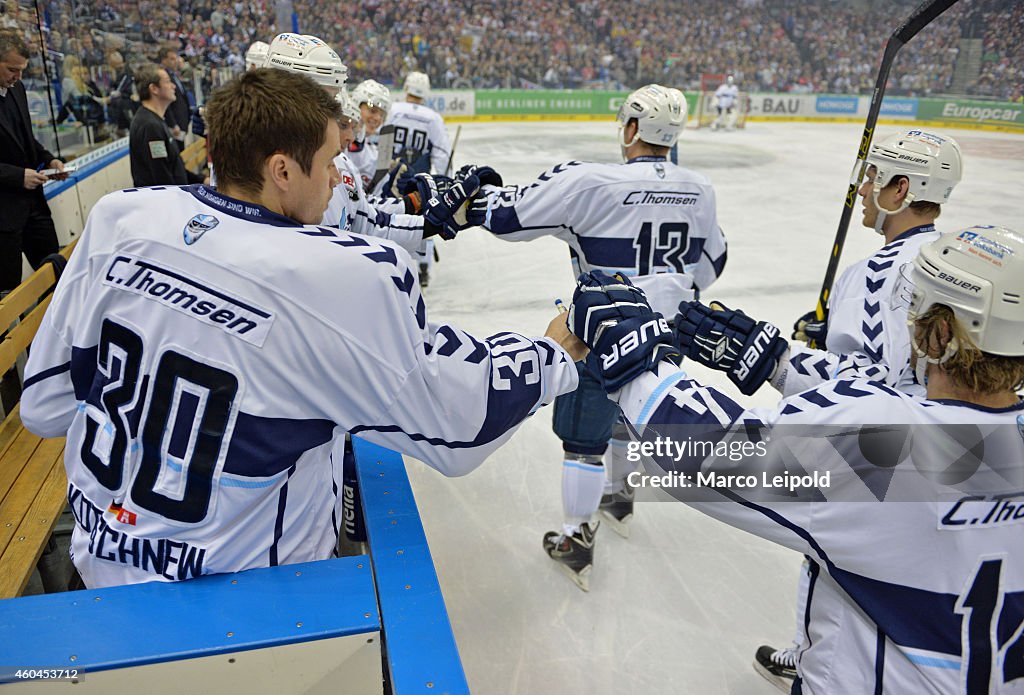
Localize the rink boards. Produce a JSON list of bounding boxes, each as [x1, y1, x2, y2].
[[0, 439, 467, 694]]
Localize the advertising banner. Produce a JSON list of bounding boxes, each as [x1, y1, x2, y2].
[[918, 98, 1024, 129], [473, 90, 626, 117], [441, 90, 1021, 132], [426, 91, 476, 118]]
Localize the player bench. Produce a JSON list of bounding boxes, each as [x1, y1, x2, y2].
[[0, 242, 77, 599], [0, 434, 469, 693]]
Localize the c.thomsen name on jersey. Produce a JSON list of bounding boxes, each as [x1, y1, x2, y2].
[[627, 470, 832, 492]]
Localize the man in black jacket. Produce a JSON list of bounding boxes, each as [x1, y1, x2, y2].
[[157, 47, 189, 151], [0, 30, 65, 293], [128, 63, 203, 187]]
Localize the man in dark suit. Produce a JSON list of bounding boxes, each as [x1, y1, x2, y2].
[[157, 47, 189, 151], [0, 30, 65, 293]]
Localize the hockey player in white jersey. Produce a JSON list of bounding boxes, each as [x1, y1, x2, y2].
[[348, 79, 391, 190], [256, 35, 462, 257], [712, 75, 739, 130], [208, 34, 345, 190], [781, 130, 963, 400], [322, 88, 441, 255], [682, 128, 963, 689], [384, 72, 452, 287], [385, 72, 451, 176], [468, 84, 728, 589], [18, 68, 582, 589], [564, 223, 1024, 694]]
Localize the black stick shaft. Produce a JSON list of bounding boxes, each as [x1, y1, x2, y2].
[[811, 0, 960, 345]]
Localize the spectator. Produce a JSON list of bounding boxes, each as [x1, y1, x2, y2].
[[128, 62, 202, 186], [0, 29, 65, 295], [106, 49, 137, 138], [57, 56, 109, 138], [157, 46, 189, 150]]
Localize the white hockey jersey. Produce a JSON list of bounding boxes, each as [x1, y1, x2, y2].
[[776, 225, 939, 397], [477, 157, 728, 317], [715, 83, 739, 109], [347, 137, 378, 190], [21, 184, 578, 588], [323, 151, 424, 254], [384, 101, 451, 175], [617, 363, 1024, 694]]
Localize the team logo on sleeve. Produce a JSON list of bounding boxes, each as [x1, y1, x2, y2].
[[183, 214, 220, 245], [342, 172, 358, 200]]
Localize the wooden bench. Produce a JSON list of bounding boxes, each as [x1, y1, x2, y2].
[[180, 136, 207, 173], [0, 242, 76, 599]]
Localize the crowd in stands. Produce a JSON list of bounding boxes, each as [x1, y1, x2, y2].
[[1, 0, 1020, 120]]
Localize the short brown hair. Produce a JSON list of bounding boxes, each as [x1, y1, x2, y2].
[[204, 68, 342, 197], [135, 63, 164, 102], [915, 304, 1024, 393], [0, 30, 30, 60]]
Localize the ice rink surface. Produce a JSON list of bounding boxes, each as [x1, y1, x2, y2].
[[403, 121, 1024, 694]]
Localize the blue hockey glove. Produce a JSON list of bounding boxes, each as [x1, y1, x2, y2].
[[792, 309, 828, 345], [455, 163, 503, 187], [380, 161, 408, 199], [401, 171, 453, 214], [190, 108, 206, 138], [421, 173, 480, 240], [569, 271, 679, 393], [674, 300, 788, 396]]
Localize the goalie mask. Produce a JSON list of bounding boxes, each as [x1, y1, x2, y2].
[[265, 33, 347, 91], [244, 41, 269, 71], [892, 226, 1024, 385], [404, 72, 430, 99], [616, 84, 687, 155], [864, 129, 962, 235]]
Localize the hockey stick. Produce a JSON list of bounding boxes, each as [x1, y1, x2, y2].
[[444, 125, 462, 176], [809, 0, 959, 347], [367, 124, 397, 192]]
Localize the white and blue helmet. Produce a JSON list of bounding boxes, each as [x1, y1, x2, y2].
[[617, 84, 687, 149], [404, 71, 430, 98], [264, 33, 347, 90], [352, 79, 392, 113], [244, 41, 269, 71]]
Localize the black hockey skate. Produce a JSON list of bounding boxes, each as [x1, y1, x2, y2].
[[598, 485, 635, 539], [542, 521, 597, 592], [753, 644, 797, 693]]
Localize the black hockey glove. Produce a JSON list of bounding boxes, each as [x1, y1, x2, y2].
[[792, 309, 828, 346], [674, 300, 788, 396], [420, 173, 480, 240], [569, 271, 680, 393], [455, 163, 503, 187]]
